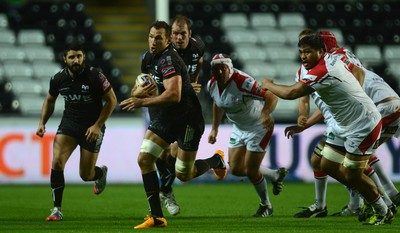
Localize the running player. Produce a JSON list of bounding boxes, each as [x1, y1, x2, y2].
[[155, 15, 205, 216], [262, 35, 393, 225], [207, 53, 287, 217], [37, 42, 117, 221], [120, 21, 227, 229]]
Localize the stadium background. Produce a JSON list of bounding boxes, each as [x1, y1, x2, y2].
[[0, 0, 399, 184]]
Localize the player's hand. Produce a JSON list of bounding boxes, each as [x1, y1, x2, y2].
[[261, 114, 274, 130], [120, 97, 143, 111], [284, 125, 305, 138], [132, 82, 156, 98], [261, 79, 273, 90], [208, 129, 218, 144], [191, 83, 202, 95], [36, 124, 46, 137], [297, 115, 308, 127], [85, 125, 101, 143]]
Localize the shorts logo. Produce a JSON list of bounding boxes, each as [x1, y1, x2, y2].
[[327, 132, 335, 141], [184, 125, 194, 144], [229, 137, 236, 145]]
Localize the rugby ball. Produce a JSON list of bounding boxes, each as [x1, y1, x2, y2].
[[135, 73, 158, 96]]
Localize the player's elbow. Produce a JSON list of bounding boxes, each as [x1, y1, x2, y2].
[[280, 90, 299, 100], [168, 92, 181, 104]]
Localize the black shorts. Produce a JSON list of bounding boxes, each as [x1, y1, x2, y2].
[[56, 119, 105, 153], [149, 114, 204, 151]]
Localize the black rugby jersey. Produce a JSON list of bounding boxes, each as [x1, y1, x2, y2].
[[141, 44, 202, 119], [173, 36, 205, 83], [49, 64, 112, 125]]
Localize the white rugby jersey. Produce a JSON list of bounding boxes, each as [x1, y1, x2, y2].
[[332, 47, 399, 103], [298, 53, 379, 130], [297, 65, 334, 125], [207, 68, 267, 131]]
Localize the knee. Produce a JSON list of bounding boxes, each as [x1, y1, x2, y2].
[[176, 172, 194, 182], [230, 166, 242, 176], [137, 153, 157, 171], [79, 172, 92, 181], [51, 158, 65, 171]]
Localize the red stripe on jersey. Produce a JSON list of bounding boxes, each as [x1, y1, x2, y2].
[[259, 126, 274, 150], [332, 47, 346, 55], [358, 120, 382, 154], [300, 54, 328, 85], [332, 47, 355, 71], [232, 72, 266, 97], [208, 77, 222, 95], [381, 111, 400, 128]]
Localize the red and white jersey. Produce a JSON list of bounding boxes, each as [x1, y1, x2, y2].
[[207, 68, 267, 131], [298, 53, 380, 133], [332, 47, 399, 103], [297, 65, 334, 127]]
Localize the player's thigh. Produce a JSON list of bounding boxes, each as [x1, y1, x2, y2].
[[52, 134, 78, 169], [176, 149, 197, 163]]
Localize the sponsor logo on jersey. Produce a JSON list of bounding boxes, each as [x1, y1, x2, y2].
[[166, 56, 173, 65], [162, 65, 175, 77], [102, 79, 110, 90], [63, 94, 93, 103], [81, 85, 90, 93]]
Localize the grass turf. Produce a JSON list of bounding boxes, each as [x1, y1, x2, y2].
[[1, 182, 399, 232]]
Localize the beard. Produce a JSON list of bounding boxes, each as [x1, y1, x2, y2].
[[67, 62, 85, 75]]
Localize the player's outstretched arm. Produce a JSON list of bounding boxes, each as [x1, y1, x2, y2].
[[208, 101, 224, 144]]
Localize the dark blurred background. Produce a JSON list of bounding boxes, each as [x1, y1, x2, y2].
[[1, 0, 399, 123]]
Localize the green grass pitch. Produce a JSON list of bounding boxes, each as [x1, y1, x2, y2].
[[1, 182, 399, 232]]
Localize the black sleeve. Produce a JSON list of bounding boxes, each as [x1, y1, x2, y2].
[[192, 35, 205, 57], [48, 74, 60, 97]]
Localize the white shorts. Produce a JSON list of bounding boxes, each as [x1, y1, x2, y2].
[[331, 111, 381, 155], [324, 117, 345, 147], [229, 124, 273, 152], [377, 99, 400, 138]]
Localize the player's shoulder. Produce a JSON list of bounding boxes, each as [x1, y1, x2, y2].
[[86, 66, 105, 78], [232, 69, 254, 83], [141, 51, 153, 62], [51, 68, 66, 81], [207, 77, 217, 90], [190, 35, 205, 53]]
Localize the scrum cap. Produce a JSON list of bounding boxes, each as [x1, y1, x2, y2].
[[319, 30, 338, 53], [210, 53, 234, 74]]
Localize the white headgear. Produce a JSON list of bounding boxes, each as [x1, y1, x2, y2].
[[210, 53, 234, 75]]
